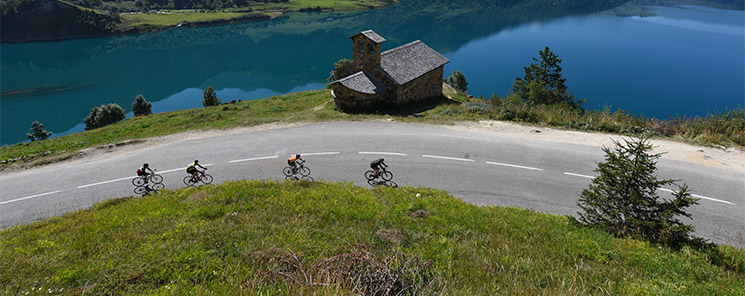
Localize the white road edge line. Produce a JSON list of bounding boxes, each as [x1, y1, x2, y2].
[[229, 155, 279, 163], [358, 152, 408, 156], [1, 190, 62, 206], [486, 161, 544, 171], [659, 188, 734, 205], [299, 152, 341, 156], [422, 155, 474, 162], [564, 172, 596, 179]]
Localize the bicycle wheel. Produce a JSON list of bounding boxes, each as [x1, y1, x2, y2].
[[283, 167, 293, 177], [132, 177, 145, 187], [365, 170, 375, 181], [150, 174, 163, 184], [381, 171, 393, 181], [152, 183, 165, 191], [299, 166, 311, 177], [201, 174, 213, 184], [184, 176, 197, 186], [134, 186, 147, 195]]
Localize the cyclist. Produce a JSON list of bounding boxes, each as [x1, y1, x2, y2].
[[137, 163, 154, 183], [288, 154, 303, 174], [371, 158, 387, 178], [187, 160, 206, 181]]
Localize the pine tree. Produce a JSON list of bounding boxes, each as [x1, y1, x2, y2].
[[513, 46, 582, 110], [26, 121, 52, 141], [327, 59, 353, 82], [132, 94, 152, 116], [447, 70, 468, 93], [577, 137, 699, 247], [202, 86, 221, 107]]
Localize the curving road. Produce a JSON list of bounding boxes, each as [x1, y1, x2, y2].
[[1, 122, 744, 247]]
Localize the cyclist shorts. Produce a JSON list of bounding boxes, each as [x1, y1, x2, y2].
[[186, 167, 196, 174], [137, 170, 147, 176]]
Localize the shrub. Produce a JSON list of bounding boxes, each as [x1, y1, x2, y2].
[[26, 121, 52, 141], [447, 70, 468, 93], [202, 86, 221, 107], [131, 94, 152, 116], [463, 102, 493, 114], [84, 103, 126, 130], [576, 137, 699, 248]]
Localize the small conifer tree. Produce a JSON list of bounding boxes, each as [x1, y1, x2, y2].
[[447, 70, 468, 93], [132, 94, 152, 116], [202, 86, 221, 107], [513, 46, 583, 110], [26, 121, 52, 141], [84, 103, 126, 130], [577, 137, 698, 247]]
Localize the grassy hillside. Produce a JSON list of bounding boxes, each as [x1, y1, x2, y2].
[[0, 181, 742, 294], [2, 89, 743, 172]]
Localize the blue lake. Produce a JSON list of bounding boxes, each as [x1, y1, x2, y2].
[[1, 0, 743, 146]]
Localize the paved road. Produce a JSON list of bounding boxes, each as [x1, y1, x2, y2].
[[2, 122, 744, 247]]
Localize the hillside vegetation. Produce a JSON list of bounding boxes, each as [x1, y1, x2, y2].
[[1, 180, 743, 294]]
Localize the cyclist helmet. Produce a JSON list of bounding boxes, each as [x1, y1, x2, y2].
[[194, 160, 199, 163], [296, 154, 301, 158], [380, 158, 384, 162], [143, 163, 149, 167]]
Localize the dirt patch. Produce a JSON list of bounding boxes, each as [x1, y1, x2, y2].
[[450, 120, 745, 174], [375, 229, 406, 246], [258, 246, 432, 295], [408, 209, 429, 219]]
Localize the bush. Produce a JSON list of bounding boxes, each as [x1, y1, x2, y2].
[[132, 94, 152, 116], [84, 103, 126, 130], [202, 86, 221, 107], [463, 102, 493, 114], [26, 121, 52, 141], [576, 137, 699, 248]]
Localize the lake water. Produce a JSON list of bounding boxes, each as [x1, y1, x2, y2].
[[1, 0, 743, 146]]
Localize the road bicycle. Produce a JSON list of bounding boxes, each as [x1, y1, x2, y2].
[[132, 169, 163, 187], [283, 160, 311, 178], [365, 166, 393, 181], [183, 169, 213, 186], [134, 183, 165, 196]]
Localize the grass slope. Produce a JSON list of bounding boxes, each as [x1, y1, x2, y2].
[[0, 181, 743, 294]]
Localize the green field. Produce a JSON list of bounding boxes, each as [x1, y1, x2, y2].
[[119, 0, 390, 28], [122, 11, 272, 27], [1, 180, 742, 294]]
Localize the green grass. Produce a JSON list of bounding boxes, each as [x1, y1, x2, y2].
[[2, 88, 743, 171], [1, 181, 742, 294], [121, 11, 271, 27], [119, 0, 390, 28]]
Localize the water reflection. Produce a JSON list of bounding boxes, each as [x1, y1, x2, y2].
[[6, 0, 739, 145]]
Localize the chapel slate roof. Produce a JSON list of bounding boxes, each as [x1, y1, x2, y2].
[[349, 30, 387, 43], [380, 40, 449, 85], [332, 70, 387, 94]]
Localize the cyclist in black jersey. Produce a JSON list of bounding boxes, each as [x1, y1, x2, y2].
[[137, 163, 154, 183], [370, 158, 386, 178]]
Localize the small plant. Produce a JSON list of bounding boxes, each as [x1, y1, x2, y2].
[[576, 137, 698, 248], [84, 103, 126, 130], [463, 102, 493, 114], [447, 70, 468, 93], [26, 121, 52, 141], [202, 86, 221, 107], [131, 94, 152, 116], [327, 58, 353, 82]]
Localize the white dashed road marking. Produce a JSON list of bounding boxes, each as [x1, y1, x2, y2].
[[659, 188, 734, 205], [486, 161, 544, 171], [299, 152, 341, 156], [358, 152, 408, 156], [229, 155, 279, 163], [0, 190, 62, 206], [77, 176, 133, 189], [564, 172, 596, 179], [422, 155, 474, 162]]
